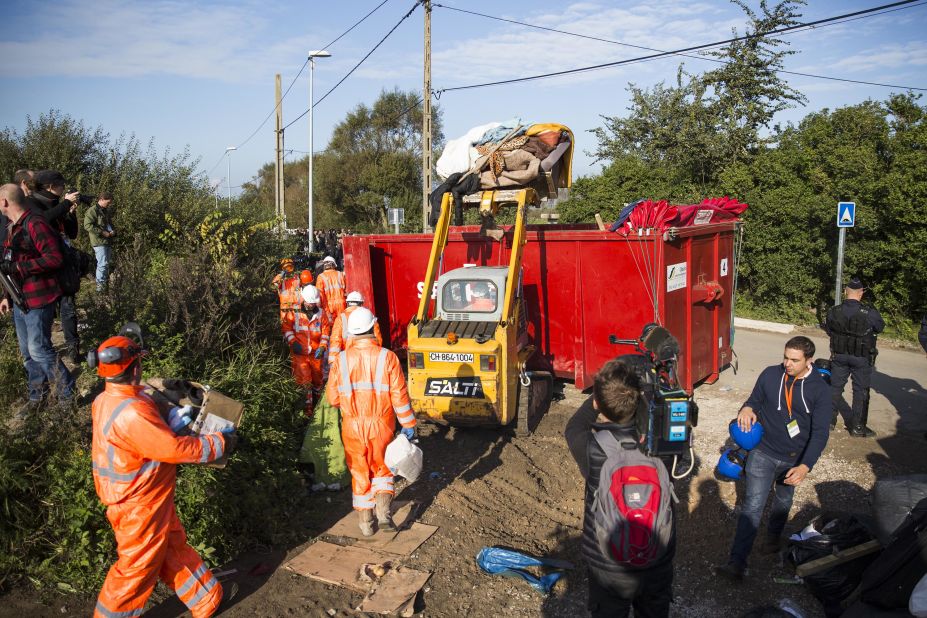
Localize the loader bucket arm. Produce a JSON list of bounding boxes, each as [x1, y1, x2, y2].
[[500, 188, 535, 324], [415, 192, 454, 323]]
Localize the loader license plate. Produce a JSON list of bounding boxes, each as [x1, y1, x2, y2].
[[429, 352, 474, 363], [425, 377, 484, 398]]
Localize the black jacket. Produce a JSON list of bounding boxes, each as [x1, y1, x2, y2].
[[564, 396, 675, 589], [29, 190, 78, 240]]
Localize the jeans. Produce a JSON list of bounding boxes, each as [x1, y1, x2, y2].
[[12, 303, 74, 401], [729, 448, 796, 566], [93, 245, 111, 289]]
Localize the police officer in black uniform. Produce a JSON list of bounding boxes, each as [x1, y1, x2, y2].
[[825, 277, 884, 437]]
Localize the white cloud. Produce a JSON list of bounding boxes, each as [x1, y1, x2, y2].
[[385, 0, 742, 90], [829, 42, 927, 73], [0, 0, 316, 82]]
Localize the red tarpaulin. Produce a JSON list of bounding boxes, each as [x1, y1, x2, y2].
[[616, 197, 748, 236]]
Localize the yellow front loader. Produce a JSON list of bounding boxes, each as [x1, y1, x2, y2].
[[406, 188, 548, 435]]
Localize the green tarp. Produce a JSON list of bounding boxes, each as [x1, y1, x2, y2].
[[298, 390, 349, 486]]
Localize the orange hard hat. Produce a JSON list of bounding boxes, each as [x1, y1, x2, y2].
[[280, 258, 294, 272], [94, 335, 145, 378], [299, 269, 313, 285]]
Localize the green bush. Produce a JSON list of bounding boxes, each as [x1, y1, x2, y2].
[[0, 111, 309, 594]]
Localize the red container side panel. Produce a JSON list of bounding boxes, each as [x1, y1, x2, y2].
[[343, 222, 737, 392]]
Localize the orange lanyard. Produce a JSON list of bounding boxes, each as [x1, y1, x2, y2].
[[783, 377, 797, 418]]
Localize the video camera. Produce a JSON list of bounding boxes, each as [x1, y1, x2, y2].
[[608, 324, 698, 477]]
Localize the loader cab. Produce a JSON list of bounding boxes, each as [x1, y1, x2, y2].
[[436, 267, 508, 324]]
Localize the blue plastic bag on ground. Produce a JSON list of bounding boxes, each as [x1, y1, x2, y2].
[[476, 547, 573, 594]]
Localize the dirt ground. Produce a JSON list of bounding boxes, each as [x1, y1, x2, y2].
[[4, 328, 926, 617]]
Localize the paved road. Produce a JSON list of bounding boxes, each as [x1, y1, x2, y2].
[[718, 327, 927, 438]]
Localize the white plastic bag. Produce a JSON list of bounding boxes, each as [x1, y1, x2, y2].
[[384, 434, 423, 483]]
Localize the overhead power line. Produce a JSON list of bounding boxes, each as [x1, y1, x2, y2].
[[283, 0, 422, 131], [204, 0, 395, 177], [435, 0, 927, 94], [433, 2, 927, 92]]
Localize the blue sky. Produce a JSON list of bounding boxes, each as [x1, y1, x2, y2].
[[1, 0, 925, 197]]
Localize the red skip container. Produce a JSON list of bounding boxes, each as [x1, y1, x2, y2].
[[343, 221, 740, 392]]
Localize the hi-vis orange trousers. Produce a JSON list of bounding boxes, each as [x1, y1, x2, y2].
[[94, 500, 222, 618]]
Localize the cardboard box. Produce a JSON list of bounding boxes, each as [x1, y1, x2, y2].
[[144, 378, 244, 468]]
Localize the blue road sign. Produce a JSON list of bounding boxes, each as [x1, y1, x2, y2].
[[837, 201, 856, 228]]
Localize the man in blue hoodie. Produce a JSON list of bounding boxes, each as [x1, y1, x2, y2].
[[716, 336, 832, 582]]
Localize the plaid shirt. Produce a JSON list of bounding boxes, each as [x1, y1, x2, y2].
[[3, 210, 63, 309]]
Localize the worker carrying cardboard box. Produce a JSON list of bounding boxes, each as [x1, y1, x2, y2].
[[87, 323, 238, 618]]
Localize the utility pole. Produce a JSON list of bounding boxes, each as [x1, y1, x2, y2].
[[274, 74, 286, 231], [422, 0, 432, 232]]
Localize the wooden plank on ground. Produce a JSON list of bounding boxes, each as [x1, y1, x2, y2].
[[285, 541, 392, 592], [374, 522, 439, 556], [795, 539, 882, 577], [356, 566, 432, 615]]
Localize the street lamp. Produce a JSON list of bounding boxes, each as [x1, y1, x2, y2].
[[225, 146, 237, 209], [308, 49, 331, 252]]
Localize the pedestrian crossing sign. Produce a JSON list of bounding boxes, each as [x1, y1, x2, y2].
[[837, 202, 856, 228]]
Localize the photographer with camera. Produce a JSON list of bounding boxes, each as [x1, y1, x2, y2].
[[0, 184, 75, 424], [715, 336, 831, 583], [565, 359, 676, 618], [31, 170, 82, 363], [84, 191, 115, 290]]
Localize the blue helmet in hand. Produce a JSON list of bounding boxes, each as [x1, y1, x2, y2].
[[717, 448, 746, 481], [813, 358, 832, 385], [729, 419, 764, 451]]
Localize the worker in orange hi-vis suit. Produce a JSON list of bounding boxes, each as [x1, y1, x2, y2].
[[272, 258, 301, 327], [88, 329, 238, 618], [284, 284, 332, 416], [329, 291, 382, 360], [327, 307, 416, 537], [315, 255, 346, 320]]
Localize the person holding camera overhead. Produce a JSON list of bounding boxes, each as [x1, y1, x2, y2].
[[84, 192, 115, 290], [0, 183, 75, 427], [30, 170, 82, 363]]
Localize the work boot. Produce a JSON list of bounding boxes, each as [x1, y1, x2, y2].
[[715, 561, 746, 583], [849, 425, 876, 438], [358, 509, 375, 537], [375, 492, 396, 532]]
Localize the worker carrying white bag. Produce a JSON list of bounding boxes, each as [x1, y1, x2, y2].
[[385, 433, 423, 483]]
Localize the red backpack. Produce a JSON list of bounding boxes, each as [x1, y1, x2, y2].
[[592, 430, 675, 568]]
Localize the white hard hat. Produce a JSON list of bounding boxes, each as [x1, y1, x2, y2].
[[347, 307, 377, 335], [346, 291, 364, 304], [322, 255, 337, 265], [301, 285, 321, 305]]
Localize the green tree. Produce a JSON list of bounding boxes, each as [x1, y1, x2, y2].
[[569, 0, 807, 222], [239, 88, 443, 232]]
